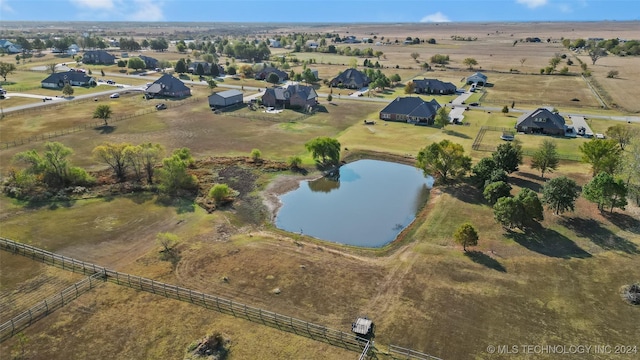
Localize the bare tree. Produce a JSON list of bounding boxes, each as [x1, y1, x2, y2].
[[587, 42, 607, 65], [520, 58, 526, 67], [47, 63, 57, 74]]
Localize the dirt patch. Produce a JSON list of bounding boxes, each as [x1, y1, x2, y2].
[[260, 173, 322, 221]]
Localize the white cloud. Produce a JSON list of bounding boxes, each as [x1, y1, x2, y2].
[[557, 3, 573, 12], [516, 0, 548, 8], [420, 12, 451, 23], [127, 0, 164, 21], [0, 0, 14, 13], [69, 0, 115, 10]]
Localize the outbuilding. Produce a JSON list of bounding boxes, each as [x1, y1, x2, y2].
[[208, 89, 243, 109]]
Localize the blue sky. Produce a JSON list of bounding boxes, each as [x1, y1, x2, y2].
[[1, 0, 638, 23]]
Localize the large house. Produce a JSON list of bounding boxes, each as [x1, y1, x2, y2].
[[138, 55, 159, 69], [413, 78, 457, 95], [379, 97, 442, 125], [515, 107, 566, 136], [0, 39, 23, 54], [208, 89, 243, 109], [41, 71, 96, 89], [255, 67, 289, 82], [330, 68, 370, 89], [466, 72, 488, 86], [261, 84, 318, 109], [83, 50, 116, 65], [145, 74, 191, 98]]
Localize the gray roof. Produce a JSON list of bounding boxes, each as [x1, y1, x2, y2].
[[413, 78, 457, 93], [516, 107, 566, 130], [380, 97, 441, 118], [41, 70, 94, 84], [467, 72, 487, 81], [331, 68, 370, 88], [255, 67, 288, 80], [212, 89, 243, 99], [147, 74, 190, 95], [285, 84, 316, 100]]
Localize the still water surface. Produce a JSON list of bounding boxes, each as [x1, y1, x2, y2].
[[275, 160, 434, 247]]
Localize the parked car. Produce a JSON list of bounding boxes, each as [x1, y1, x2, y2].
[[156, 103, 167, 110], [469, 102, 479, 106], [110, 93, 120, 98], [106, 80, 115, 85]]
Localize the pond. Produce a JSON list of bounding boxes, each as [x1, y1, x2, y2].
[[275, 159, 434, 247]]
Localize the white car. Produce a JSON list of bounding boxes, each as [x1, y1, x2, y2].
[[110, 93, 120, 98]]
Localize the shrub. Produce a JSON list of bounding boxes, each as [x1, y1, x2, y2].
[[209, 183, 231, 204]]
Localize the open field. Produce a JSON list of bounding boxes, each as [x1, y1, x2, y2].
[[1, 21, 639, 360]]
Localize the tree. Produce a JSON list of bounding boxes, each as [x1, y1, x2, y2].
[[176, 43, 186, 53], [250, 148, 262, 162], [207, 78, 217, 91], [46, 62, 57, 74], [305, 137, 341, 166], [174, 59, 188, 74], [531, 139, 560, 178], [542, 176, 579, 215], [454, 223, 479, 252], [62, 83, 74, 97], [92, 142, 131, 182], [267, 72, 280, 84], [483, 181, 512, 205], [606, 124, 636, 150], [463, 57, 478, 70], [583, 172, 627, 212], [156, 232, 179, 258], [520, 58, 527, 66], [416, 140, 471, 184], [93, 104, 113, 126], [493, 197, 525, 229], [587, 43, 607, 65], [127, 57, 145, 71], [404, 81, 415, 95], [492, 142, 523, 173], [549, 55, 562, 70], [117, 59, 127, 68], [0, 61, 17, 82], [141, 39, 150, 48], [302, 68, 316, 83], [410, 52, 420, 61], [434, 107, 450, 128], [620, 138, 640, 205], [349, 58, 358, 68], [124, 143, 163, 184], [157, 148, 198, 195], [516, 188, 544, 225], [471, 157, 498, 189], [389, 73, 401, 85], [501, 105, 509, 114], [579, 138, 621, 176], [430, 54, 450, 65], [13, 142, 92, 189], [326, 93, 332, 102], [209, 184, 232, 204]]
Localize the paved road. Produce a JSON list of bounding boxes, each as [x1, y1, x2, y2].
[[4, 69, 640, 125]]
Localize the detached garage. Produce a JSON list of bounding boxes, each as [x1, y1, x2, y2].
[[208, 89, 243, 108]]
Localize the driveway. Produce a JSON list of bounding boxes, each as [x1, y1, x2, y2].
[[567, 115, 594, 137], [451, 91, 473, 105], [448, 105, 466, 124]]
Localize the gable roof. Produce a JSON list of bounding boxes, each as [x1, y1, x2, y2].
[[255, 66, 288, 80], [380, 97, 441, 118], [211, 89, 243, 99], [413, 78, 457, 93], [83, 50, 116, 64], [146, 74, 190, 95], [263, 87, 288, 101], [138, 55, 158, 67], [41, 70, 93, 84], [331, 68, 370, 88], [285, 84, 317, 100], [467, 72, 487, 81], [516, 107, 566, 130]]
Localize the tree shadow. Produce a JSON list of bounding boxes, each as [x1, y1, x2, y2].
[[602, 212, 640, 235], [508, 176, 542, 193], [95, 125, 115, 134], [443, 129, 471, 139], [156, 196, 196, 214], [517, 171, 543, 182], [505, 224, 591, 258], [441, 180, 484, 204], [560, 217, 639, 254], [464, 250, 507, 272]]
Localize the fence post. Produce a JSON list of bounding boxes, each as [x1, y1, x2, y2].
[[203, 293, 208, 309]]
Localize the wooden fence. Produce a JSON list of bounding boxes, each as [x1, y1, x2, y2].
[[0, 272, 106, 342], [0, 237, 443, 359], [1, 97, 202, 150]]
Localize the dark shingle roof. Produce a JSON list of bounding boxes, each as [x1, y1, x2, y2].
[[516, 108, 566, 130], [331, 68, 370, 88], [41, 71, 93, 84], [413, 78, 457, 93], [147, 74, 190, 95], [380, 97, 441, 118]]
